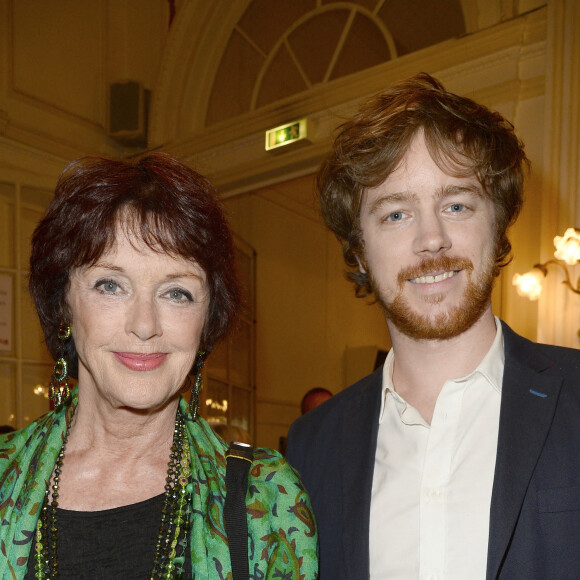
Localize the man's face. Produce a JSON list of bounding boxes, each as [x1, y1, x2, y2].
[[358, 131, 497, 341]]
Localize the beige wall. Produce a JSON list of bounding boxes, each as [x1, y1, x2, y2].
[[1, 0, 169, 164]]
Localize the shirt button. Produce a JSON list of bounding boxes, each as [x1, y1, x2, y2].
[[426, 488, 441, 498]]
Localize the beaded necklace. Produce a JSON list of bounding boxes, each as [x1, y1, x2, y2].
[[33, 410, 192, 579]]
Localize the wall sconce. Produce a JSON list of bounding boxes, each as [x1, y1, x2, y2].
[[512, 227, 580, 301]]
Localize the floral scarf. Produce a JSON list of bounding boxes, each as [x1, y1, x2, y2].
[[0, 392, 318, 579]]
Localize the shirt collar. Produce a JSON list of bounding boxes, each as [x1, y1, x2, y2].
[[378, 316, 505, 423]]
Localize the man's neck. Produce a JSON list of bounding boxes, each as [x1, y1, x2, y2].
[[387, 307, 497, 424]]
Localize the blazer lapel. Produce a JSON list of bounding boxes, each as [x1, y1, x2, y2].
[[341, 370, 382, 580], [486, 324, 563, 579]]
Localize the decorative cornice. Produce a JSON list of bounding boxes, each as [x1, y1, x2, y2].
[[1, 121, 121, 162], [0, 134, 70, 179], [519, 75, 546, 101]]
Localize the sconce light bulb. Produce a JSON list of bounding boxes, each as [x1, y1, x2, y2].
[[553, 227, 580, 266], [33, 384, 49, 398], [512, 270, 543, 301]]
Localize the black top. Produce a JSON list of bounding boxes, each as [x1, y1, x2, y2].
[[25, 494, 192, 579]]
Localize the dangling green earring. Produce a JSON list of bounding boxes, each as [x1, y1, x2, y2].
[[49, 324, 72, 408], [189, 350, 205, 420]]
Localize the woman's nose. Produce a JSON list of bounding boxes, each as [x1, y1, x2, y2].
[[125, 296, 162, 341]]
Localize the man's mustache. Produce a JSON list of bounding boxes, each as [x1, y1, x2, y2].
[[397, 256, 474, 287]]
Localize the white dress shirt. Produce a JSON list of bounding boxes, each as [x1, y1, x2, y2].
[[369, 318, 504, 580]]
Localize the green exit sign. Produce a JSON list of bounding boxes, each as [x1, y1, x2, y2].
[[265, 119, 309, 151]]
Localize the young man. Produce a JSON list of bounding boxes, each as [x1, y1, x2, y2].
[[286, 73, 580, 579]]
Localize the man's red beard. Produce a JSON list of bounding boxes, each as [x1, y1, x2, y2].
[[370, 255, 495, 341]]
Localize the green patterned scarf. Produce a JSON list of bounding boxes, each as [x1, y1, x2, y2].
[[0, 391, 318, 579]]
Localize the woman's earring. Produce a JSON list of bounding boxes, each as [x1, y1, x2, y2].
[[49, 324, 71, 408], [189, 350, 205, 420]]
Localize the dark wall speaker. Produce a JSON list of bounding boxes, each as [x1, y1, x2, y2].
[[108, 81, 150, 146]]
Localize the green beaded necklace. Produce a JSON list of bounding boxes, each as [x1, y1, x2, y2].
[[33, 411, 193, 579]]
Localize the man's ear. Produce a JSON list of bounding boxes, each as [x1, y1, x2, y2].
[[355, 253, 367, 274]]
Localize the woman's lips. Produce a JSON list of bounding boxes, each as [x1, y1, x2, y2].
[[114, 352, 167, 371]]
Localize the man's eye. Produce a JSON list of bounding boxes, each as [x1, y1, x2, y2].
[[449, 203, 465, 212], [387, 211, 404, 221]]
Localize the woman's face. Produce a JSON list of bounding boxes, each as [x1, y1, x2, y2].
[[66, 228, 208, 412]]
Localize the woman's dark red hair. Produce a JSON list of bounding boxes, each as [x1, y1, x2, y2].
[[29, 153, 241, 377]]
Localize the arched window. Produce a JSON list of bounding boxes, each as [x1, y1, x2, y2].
[[206, 0, 465, 125]]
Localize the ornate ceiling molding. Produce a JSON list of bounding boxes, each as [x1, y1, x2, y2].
[[159, 8, 547, 197]]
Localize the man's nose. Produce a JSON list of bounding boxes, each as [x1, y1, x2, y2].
[[413, 213, 452, 256]]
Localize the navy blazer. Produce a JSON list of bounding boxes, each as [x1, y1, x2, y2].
[[286, 323, 580, 579]]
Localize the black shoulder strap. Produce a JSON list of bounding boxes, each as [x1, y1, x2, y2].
[[224, 441, 254, 580]]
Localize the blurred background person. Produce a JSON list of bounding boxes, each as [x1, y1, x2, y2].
[[301, 387, 333, 415], [280, 387, 333, 454]]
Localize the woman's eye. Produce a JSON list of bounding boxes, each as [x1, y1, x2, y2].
[[96, 279, 119, 293], [166, 288, 193, 302]]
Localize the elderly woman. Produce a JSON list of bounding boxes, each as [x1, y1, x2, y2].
[[0, 154, 318, 579]]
